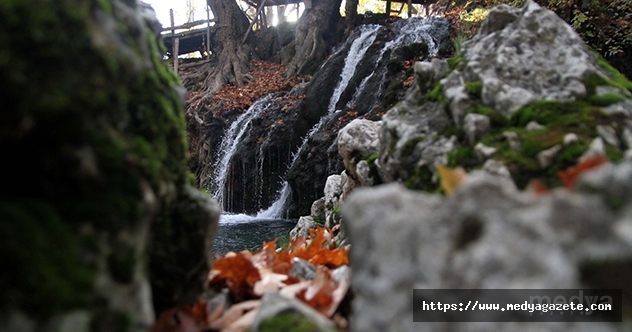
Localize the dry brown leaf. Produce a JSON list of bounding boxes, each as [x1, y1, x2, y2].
[[436, 164, 467, 194], [208, 300, 260, 330]]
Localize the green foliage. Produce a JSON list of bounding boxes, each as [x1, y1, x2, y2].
[[589, 93, 627, 107], [544, 0, 632, 58], [259, 313, 321, 332], [469, 103, 509, 127], [404, 166, 438, 191], [448, 146, 476, 167], [464, 81, 482, 99], [439, 126, 466, 141]]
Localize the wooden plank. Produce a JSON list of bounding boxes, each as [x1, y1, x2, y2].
[[161, 19, 214, 32], [174, 37, 180, 73], [408, 0, 412, 17], [206, 5, 211, 57], [386, 0, 391, 16], [242, 0, 267, 44]]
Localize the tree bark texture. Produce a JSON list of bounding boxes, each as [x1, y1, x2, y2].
[[205, 0, 254, 94], [285, 0, 342, 77]]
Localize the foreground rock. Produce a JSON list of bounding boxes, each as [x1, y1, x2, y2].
[[343, 161, 632, 331], [0, 1, 218, 331]]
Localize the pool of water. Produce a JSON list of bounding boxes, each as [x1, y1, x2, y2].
[[212, 213, 296, 256]]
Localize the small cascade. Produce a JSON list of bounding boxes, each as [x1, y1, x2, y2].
[[256, 181, 291, 219], [348, 17, 450, 108], [210, 94, 276, 209], [327, 24, 382, 114]]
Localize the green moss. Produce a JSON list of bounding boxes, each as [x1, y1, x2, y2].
[[519, 128, 564, 158], [589, 93, 627, 107], [0, 201, 95, 320], [595, 54, 632, 92], [425, 82, 445, 103], [259, 313, 321, 332], [0, 0, 197, 323], [439, 126, 465, 141], [464, 81, 482, 99], [605, 145, 624, 162], [447, 56, 465, 70], [448, 146, 476, 168], [404, 166, 437, 191], [402, 136, 425, 157], [469, 103, 509, 128]]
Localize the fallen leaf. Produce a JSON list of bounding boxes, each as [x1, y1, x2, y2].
[[208, 300, 260, 331], [526, 179, 550, 194], [558, 155, 608, 189], [208, 253, 261, 301], [436, 164, 467, 194]]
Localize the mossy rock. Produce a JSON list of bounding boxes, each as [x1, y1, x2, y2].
[[259, 313, 322, 332], [0, 0, 218, 330]]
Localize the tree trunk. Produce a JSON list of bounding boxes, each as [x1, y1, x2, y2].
[[285, 0, 342, 77], [204, 0, 254, 94], [345, 0, 359, 33], [276, 5, 287, 24]]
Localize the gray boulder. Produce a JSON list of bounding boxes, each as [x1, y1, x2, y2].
[[343, 160, 632, 332], [338, 119, 382, 187]]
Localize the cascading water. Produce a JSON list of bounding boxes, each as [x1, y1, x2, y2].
[[210, 94, 276, 210], [348, 17, 449, 108], [327, 24, 382, 114]]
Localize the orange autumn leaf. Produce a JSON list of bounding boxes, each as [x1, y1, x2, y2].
[[557, 155, 608, 189], [183, 300, 208, 325], [436, 164, 467, 194], [208, 253, 261, 301], [296, 267, 337, 317], [309, 247, 349, 268], [526, 179, 550, 194]]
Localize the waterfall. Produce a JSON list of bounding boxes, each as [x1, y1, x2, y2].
[[210, 94, 276, 209], [327, 24, 382, 114], [209, 18, 450, 219], [348, 17, 449, 108], [256, 181, 291, 219]]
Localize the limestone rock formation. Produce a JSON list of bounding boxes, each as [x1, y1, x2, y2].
[[343, 161, 632, 332], [0, 1, 219, 331]]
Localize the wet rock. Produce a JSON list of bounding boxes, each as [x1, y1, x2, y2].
[[482, 159, 511, 178], [597, 125, 620, 147], [324, 175, 343, 227], [290, 216, 318, 240], [622, 128, 632, 150], [526, 121, 545, 131], [537, 144, 562, 168], [414, 58, 451, 93], [337, 119, 381, 187], [442, 0, 625, 119], [502, 131, 522, 151], [310, 197, 326, 221], [289, 258, 317, 280], [580, 137, 606, 162], [378, 100, 452, 182], [463, 113, 491, 145], [474, 142, 497, 160], [563, 133, 579, 145]]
